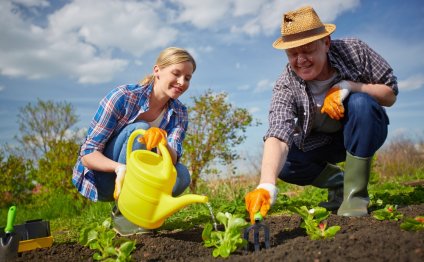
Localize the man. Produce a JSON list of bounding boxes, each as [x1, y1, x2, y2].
[[245, 6, 398, 222]]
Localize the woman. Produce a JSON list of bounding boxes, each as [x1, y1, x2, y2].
[[72, 47, 196, 235]]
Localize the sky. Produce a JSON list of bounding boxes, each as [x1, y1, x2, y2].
[[1, 0, 424, 164]]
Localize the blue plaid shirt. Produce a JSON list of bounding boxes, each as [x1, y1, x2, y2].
[[72, 83, 188, 201], [265, 38, 398, 151]]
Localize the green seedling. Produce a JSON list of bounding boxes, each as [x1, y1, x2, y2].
[[79, 218, 136, 262], [400, 216, 424, 231], [290, 206, 340, 240], [202, 212, 248, 258], [372, 204, 403, 221]]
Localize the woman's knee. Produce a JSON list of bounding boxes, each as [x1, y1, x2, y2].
[[172, 163, 191, 196], [121, 122, 150, 135]]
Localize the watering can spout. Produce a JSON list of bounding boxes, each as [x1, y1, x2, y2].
[[154, 194, 209, 222]]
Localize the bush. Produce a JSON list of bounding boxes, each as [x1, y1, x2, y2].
[[376, 137, 424, 180], [0, 150, 36, 208], [37, 140, 81, 198]]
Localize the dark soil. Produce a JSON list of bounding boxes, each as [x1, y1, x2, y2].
[[16, 204, 424, 262]]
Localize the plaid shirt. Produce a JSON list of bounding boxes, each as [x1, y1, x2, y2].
[[265, 38, 398, 151], [72, 83, 188, 201]]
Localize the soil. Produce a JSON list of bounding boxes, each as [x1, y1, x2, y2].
[[15, 204, 424, 262]]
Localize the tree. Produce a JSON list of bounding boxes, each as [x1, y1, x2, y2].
[[15, 99, 79, 160], [182, 89, 260, 192]]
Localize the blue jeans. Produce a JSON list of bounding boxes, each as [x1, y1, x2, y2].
[[94, 122, 191, 201], [279, 93, 389, 186]]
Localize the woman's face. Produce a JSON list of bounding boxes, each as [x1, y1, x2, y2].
[[285, 37, 331, 81], [154, 61, 194, 99]]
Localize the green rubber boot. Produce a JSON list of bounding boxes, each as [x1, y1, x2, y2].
[[312, 164, 344, 211], [337, 152, 372, 217]]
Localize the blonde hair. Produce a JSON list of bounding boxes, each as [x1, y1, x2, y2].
[[140, 47, 196, 86]]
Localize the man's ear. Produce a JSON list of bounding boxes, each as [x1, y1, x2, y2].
[[324, 36, 331, 50]]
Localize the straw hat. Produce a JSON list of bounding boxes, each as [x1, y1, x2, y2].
[[272, 6, 336, 50]]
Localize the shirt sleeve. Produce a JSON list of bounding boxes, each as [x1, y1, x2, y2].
[[80, 88, 126, 156], [348, 39, 398, 96], [264, 78, 298, 147], [164, 104, 188, 160]]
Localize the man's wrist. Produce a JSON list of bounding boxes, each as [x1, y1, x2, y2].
[[257, 183, 278, 205]]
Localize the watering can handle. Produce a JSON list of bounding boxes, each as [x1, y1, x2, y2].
[[126, 129, 173, 175]]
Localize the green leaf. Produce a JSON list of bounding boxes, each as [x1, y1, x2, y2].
[[78, 218, 136, 261], [324, 226, 341, 238], [202, 223, 213, 241], [202, 212, 248, 258], [119, 241, 136, 257], [400, 216, 424, 231]]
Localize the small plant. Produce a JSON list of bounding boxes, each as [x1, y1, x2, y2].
[[202, 212, 248, 258], [290, 206, 340, 240], [400, 216, 424, 231], [79, 218, 136, 261], [372, 204, 403, 221]]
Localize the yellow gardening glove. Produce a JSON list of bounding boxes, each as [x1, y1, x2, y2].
[[137, 127, 167, 150], [321, 80, 351, 120], [113, 164, 126, 200], [245, 183, 277, 224]]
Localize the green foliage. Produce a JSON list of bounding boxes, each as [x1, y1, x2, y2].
[[15, 99, 79, 159], [0, 149, 36, 208], [79, 218, 136, 262], [369, 185, 424, 208], [202, 212, 248, 258], [36, 139, 80, 197], [182, 89, 260, 192], [290, 206, 340, 240], [372, 204, 403, 221], [400, 216, 424, 231]]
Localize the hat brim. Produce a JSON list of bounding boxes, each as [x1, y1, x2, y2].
[[272, 24, 336, 50]]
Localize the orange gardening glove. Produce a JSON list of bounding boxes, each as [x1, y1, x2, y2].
[[245, 188, 271, 224], [321, 80, 351, 120], [137, 127, 167, 150]]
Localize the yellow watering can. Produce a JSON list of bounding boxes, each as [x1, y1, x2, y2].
[[117, 129, 208, 229]]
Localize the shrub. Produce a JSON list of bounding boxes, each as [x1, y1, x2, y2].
[[0, 150, 36, 208]]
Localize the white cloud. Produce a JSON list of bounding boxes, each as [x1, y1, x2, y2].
[[237, 84, 249, 91], [233, 0, 266, 16], [48, 0, 177, 56], [230, 0, 360, 37], [254, 79, 273, 93], [0, 0, 383, 85], [0, 0, 177, 84], [398, 74, 424, 91], [249, 106, 261, 114], [171, 0, 231, 29]]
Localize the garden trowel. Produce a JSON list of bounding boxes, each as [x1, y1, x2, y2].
[[0, 206, 19, 261], [243, 212, 270, 252]]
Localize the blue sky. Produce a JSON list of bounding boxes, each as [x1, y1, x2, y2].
[[1, 0, 423, 162]]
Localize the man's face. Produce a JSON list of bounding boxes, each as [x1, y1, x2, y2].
[[285, 37, 331, 81]]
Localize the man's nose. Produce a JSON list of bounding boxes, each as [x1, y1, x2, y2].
[[297, 54, 307, 64]]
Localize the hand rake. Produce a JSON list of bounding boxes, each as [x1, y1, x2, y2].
[[243, 213, 270, 252]]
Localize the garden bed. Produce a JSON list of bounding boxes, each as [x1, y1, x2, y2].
[[16, 204, 424, 261]]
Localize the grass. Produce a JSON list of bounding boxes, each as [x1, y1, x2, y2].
[[1, 137, 423, 244]]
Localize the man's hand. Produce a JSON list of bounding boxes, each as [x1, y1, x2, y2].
[[321, 80, 351, 120], [113, 164, 126, 200], [245, 183, 277, 224], [138, 127, 167, 150]]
